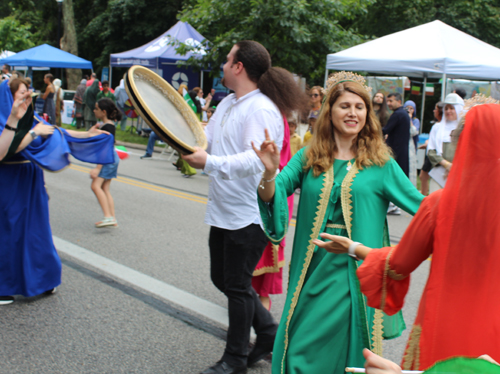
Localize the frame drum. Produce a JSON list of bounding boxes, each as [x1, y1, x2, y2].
[[124, 65, 207, 155]]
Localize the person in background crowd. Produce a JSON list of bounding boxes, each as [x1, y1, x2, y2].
[[53, 78, 64, 127], [384, 92, 410, 177], [454, 88, 466, 100], [114, 79, 129, 131], [84, 78, 100, 130], [317, 99, 500, 371], [288, 119, 302, 156], [193, 87, 214, 122], [74, 79, 87, 129], [404, 100, 420, 149], [97, 80, 116, 102], [1, 64, 12, 80], [140, 130, 161, 160], [419, 102, 443, 195], [42, 73, 56, 125], [25, 77, 32, 90], [309, 85, 324, 112], [90, 98, 121, 228], [303, 109, 319, 146], [427, 93, 464, 173], [86, 72, 97, 87], [372, 91, 390, 127]]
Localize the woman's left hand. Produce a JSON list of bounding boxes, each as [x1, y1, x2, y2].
[[87, 124, 109, 137], [313, 233, 353, 254]]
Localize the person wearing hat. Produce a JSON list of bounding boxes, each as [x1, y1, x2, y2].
[[303, 109, 319, 146], [427, 93, 464, 173]]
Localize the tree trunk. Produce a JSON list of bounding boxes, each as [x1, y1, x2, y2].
[[61, 0, 81, 90]]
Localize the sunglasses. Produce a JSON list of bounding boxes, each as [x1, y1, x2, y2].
[[310, 93, 319, 98]]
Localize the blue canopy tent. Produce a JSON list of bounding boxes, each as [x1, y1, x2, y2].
[[110, 21, 208, 90], [0, 44, 92, 69]]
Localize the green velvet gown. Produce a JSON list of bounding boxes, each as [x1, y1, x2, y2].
[[258, 149, 423, 374]]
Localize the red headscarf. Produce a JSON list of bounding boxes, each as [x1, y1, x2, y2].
[[425, 103, 500, 359]]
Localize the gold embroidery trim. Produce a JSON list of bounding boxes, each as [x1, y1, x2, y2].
[[372, 309, 384, 356], [1, 160, 31, 164], [340, 163, 360, 239], [402, 324, 422, 370], [280, 165, 334, 374], [325, 223, 347, 229], [253, 244, 284, 276]]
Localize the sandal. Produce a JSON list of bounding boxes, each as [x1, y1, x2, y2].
[[95, 217, 117, 228]]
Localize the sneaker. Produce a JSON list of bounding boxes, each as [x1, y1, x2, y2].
[[0, 296, 14, 305], [95, 217, 117, 228], [387, 207, 401, 215], [44, 288, 57, 295], [140, 154, 152, 159]]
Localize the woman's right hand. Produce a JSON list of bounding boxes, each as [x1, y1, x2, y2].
[[33, 123, 55, 137], [252, 128, 280, 174], [10, 90, 32, 120]]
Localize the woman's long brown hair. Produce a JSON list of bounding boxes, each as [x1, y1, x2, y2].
[[304, 81, 391, 176]]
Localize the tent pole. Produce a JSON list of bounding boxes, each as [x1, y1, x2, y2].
[[324, 68, 329, 88], [441, 73, 446, 101], [201, 70, 204, 89], [109, 65, 112, 87], [420, 76, 426, 134]]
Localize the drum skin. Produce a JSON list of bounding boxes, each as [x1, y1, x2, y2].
[[124, 65, 207, 155]]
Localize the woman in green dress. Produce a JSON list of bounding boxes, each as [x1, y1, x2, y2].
[[252, 72, 424, 373]]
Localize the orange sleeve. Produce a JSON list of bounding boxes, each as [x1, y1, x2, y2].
[[357, 191, 440, 315]]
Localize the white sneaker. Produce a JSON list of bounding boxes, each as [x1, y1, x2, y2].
[[0, 296, 14, 305], [95, 217, 117, 228], [387, 207, 401, 215]]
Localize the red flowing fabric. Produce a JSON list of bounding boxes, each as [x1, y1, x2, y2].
[[253, 117, 294, 297], [357, 104, 500, 369]]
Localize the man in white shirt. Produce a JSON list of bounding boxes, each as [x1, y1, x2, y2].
[[183, 41, 305, 374]]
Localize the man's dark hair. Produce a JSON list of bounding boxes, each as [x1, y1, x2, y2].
[[387, 92, 402, 102], [102, 80, 109, 86], [455, 88, 466, 99], [234, 40, 307, 116]]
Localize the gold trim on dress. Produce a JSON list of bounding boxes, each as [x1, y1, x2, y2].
[[325, 223, 347, 229], [402, 324, 422, 370], [340, 162, 384, 356], [1, 160, 31, 164], [280, 165, 334, 374], [253, 244, 285, 276]]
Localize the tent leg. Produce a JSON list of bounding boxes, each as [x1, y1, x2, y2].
[[324, 69, 329, 88], [109, 65, 112, 87], [201, 70, 204, 89], [441, 73, 446, 101], [420, 76, 426, 134]]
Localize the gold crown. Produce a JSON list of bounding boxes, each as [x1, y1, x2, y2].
[[325, 71, 371, 94]]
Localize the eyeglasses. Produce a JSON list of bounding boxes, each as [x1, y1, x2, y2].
[[310, 94, 319, 98]]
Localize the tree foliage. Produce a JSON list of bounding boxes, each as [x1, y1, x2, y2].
[[0, 16, 35, 52], [354, 0, 500, 48], [177, 0, 374, 85]]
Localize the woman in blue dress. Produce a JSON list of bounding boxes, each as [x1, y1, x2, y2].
[[0, 78, 115, 305]]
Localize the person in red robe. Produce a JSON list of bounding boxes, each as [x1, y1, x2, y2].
[[252, 117, 294, 310], [312, 101, 500, 370]]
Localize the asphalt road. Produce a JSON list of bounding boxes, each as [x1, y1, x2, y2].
[[0, 149, 430, 373]]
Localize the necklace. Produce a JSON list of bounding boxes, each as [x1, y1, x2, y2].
[[346, 160, 352, 171]]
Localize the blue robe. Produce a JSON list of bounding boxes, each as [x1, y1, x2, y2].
[[0, 80, 115, 297]]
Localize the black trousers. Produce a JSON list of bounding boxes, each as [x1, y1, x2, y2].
[[209, 224, 278, 367]]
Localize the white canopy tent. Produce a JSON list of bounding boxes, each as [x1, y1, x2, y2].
[[325, 20, 500, 122]]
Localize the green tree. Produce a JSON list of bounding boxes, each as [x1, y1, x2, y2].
[[177, 0, 374, 85], [0, 16, 35, 52], [354, 0, 500, 48]]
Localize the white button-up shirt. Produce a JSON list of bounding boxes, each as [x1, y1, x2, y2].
[[204, 89, 284, 230]]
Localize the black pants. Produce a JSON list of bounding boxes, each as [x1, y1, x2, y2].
[[209, 224, 278, 367]]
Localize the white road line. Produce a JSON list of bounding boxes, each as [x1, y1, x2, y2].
[[53, 236, 229, 328]]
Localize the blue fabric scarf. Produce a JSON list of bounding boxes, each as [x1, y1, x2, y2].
[[0, 80, 115, 171]]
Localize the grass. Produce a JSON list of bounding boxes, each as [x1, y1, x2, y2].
[[61, 122, 166, 147]]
